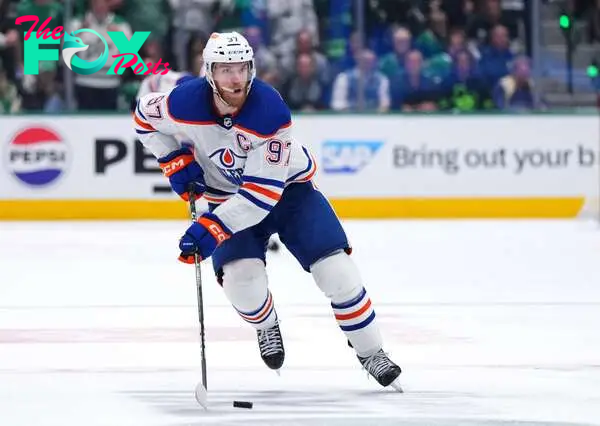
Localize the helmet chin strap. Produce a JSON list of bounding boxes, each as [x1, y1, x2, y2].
[[214, 84, 248, 110], [214, 87, 235, 109]]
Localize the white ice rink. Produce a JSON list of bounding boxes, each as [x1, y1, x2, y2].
[[1, 220, 599, 426]]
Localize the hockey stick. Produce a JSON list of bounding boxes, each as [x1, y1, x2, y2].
[[188, 187, 208, 408]]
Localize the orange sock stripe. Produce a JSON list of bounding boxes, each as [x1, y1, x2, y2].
[[334, 299, 372, 321], [239, 293, 273, 322]]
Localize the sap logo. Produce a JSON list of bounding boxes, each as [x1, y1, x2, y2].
[[322, 141, 384, 174]]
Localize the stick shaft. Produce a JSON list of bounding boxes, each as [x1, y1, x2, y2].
[[189, 194, 207, 390]]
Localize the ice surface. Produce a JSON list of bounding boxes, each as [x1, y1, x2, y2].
[[0, 220, 599, 426]]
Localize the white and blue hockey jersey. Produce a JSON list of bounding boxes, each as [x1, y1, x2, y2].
[[134, 78, 317, 234]]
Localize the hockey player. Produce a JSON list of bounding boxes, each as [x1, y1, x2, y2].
[[133, 32, 402, 390]]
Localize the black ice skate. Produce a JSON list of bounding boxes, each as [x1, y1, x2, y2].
[[357, 349, 403, 391], [257, 323, 285, 370]]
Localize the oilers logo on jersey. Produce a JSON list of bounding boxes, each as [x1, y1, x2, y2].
[[210, 148, 246, 185]]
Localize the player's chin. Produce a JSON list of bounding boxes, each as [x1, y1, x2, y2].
[[224, 92, 247, 107]]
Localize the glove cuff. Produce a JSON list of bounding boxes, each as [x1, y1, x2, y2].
[[158, 148, 194, 177], [198, 213, 232, 245]]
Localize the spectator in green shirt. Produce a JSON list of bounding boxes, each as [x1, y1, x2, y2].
[[378, 27, 412, 80], [415, 8, 447, 59], [424, 27, 468, 81]]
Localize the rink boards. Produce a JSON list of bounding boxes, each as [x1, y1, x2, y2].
[[0, 114, 598, 219]]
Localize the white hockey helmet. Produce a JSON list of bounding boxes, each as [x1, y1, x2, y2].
[[203, 31, 256, 94]]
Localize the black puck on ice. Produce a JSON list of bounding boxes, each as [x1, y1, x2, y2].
[[233, 400, 253, 409]]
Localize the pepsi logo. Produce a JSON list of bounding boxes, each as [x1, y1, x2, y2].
[[6, 126, 69, 187]]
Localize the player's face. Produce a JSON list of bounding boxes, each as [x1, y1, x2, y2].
[[213, 62, 250, 107]]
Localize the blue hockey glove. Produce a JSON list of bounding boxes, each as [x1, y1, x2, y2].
[[158, 147, 205, 201], [178, 213, 232, 263]]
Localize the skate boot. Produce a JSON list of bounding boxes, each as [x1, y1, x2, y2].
[[357, 349, 402, 391], [257, 322, 285, 370]]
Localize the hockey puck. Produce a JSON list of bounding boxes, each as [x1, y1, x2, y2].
[[233, 400, 253, 409], [267, 240, 280, 252]]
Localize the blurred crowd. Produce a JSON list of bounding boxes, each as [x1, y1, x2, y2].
[[0, 0, 599, 115]]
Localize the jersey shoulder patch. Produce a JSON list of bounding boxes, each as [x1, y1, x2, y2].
[[235, 79, 291, 138], [166, 77, 215, 124]]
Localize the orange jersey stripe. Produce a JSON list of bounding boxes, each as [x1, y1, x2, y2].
[[203, 195, 228, 203], [133, 113, 155, 131], [297, 154, 318, 182], [242, 182, 282, 202]]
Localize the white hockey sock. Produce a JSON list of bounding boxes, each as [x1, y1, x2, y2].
[[330, 286, 382, 358], [311, 252, 383, 357], [221, 258, 277, 330]]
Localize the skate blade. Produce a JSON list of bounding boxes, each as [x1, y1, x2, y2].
[[275, 369, 281, 376], [390, 378, 403, 393]]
